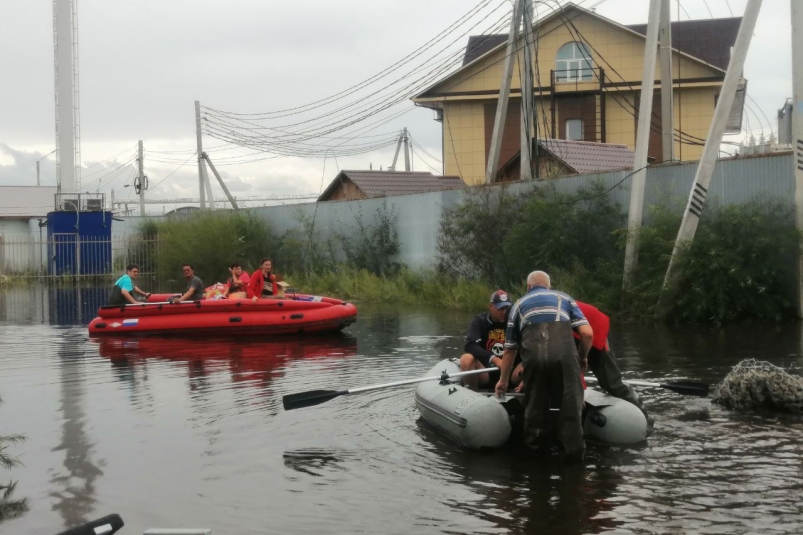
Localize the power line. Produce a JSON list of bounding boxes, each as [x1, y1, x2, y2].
[[148, 153, 197, 191], [201, 0, 501, 119], [702, 0, 715, 18]]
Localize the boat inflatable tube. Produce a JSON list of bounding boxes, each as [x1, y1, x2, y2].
[[88, 294, 357, 336], [415, 359, 648, 449]]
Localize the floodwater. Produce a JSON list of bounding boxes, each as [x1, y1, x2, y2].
[[1, 286, 803, 535]]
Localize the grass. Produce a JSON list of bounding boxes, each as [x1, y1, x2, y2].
[[289, 267, 497, 310]]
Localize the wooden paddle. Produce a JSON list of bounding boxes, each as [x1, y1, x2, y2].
[[585, 376, 709, 397], [283, 366, 499, 410]]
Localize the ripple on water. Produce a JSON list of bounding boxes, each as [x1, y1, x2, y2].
[[1, 302, 803, 534]]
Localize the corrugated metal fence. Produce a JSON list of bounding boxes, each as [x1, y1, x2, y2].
[[3, 152, 793, 276], [247, 152, 794, 270]]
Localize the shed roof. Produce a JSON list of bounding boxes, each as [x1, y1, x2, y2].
[[0, 186, 57, 218], [538, 139, 634, 174], [318, 171, 464, 201]]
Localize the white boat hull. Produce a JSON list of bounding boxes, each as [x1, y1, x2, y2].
[[415, 359, 648, 449]]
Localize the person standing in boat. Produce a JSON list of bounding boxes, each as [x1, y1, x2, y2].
[[248, 258, 279, 302], [224, 263, 251, 299], [459, 290, 524, 391], [109, 264, 151, 305], [169, 264, 205, 303], [575, 301, 653, 427], [495, 270, 593, 461]]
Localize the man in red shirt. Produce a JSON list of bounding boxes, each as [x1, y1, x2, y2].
[[575, 301, 652, 427]]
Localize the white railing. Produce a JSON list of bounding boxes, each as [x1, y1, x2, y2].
[[0, 234, 159, 279]]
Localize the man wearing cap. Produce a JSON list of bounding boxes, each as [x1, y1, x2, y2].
[[495, 270, 593, 461], [458, 290, 523, 391]]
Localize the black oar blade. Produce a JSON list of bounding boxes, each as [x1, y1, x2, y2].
[[282, 389, 347, 411], [660, 381, 709, 397]]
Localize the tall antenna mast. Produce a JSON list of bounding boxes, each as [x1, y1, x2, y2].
[[53, 0, 81, 195]]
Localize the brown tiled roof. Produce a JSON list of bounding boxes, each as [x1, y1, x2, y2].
[[538, 139, 634, 174], [462, 13, 740, 71], [627, 17, 741, 71], [0, 186, 57, 218], [462, 35, 508, 66], [318, 171, 464, 201]]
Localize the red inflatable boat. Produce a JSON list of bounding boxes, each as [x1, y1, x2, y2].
[[88, 293, 357, 336]]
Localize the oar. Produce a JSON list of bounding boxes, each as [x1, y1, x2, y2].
[[585, 376, 709, 397], [283, 366, 499, 410]]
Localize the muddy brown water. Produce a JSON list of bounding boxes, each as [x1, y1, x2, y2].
[[1, 286, 802, 534]]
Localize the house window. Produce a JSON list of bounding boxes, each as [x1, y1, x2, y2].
[[565, 119, 584, 141], [555, 42, 594, 82]]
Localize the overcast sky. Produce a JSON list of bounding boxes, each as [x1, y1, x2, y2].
[[0, 0, 791, 211]]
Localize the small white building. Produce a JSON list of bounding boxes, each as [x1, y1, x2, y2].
[[0, 186, 57, 273]]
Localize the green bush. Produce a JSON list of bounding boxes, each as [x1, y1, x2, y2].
[[668, 202, 799, 324], [149, 211, 279, 285], [437, 185, 801, 324], [335, 201, 402, 276]]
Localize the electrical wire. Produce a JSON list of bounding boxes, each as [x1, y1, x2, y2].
[[148, 153, 198, 191], [702, 0, 715, 18], [199, 4, 516, 156]]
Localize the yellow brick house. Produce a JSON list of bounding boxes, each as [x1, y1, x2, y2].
[[412, 4, 744, 185]]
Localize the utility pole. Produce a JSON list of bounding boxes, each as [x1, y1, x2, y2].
[[623, 0, 661, 286], [659, 0, 763, 308], [202, 152, 239, 210], [36, 149, 57, 187], [403, 128, 411, 172], [486, 0, 525, 184], [659, 0, 675, 161], [137, 140, 145, 217], [390, 130, 403, 171], [520, 0, 534, 181], [195, 100, 207, 210], [791, 0, 803, 316]]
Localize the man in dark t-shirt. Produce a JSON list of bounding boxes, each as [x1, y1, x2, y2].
[[459, 290, 523, 391], [170, 264, 205, 303]]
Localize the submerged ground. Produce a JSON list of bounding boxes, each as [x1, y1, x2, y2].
[[1, 285, 802, 534]]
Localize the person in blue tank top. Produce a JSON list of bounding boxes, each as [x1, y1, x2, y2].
[[109, 264, 151, 306]]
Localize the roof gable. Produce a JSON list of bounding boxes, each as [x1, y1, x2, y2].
[[417, 3, 732, 100], [318, 171, 464, 201], [627, 17, 741, 71]]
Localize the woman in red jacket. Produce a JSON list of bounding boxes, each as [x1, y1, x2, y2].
[[248, 258, 279, 302]]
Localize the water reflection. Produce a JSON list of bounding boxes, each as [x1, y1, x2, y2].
[[49, 328, 104, 528], [0, 285, 108, 326], [3, 296, 803, 534], [413, 418, 629, 535], [91, 334, 359, 415]]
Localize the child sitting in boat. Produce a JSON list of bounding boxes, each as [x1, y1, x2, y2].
[[224, 263, 251, 299]]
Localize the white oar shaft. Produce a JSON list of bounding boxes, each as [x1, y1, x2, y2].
[[585, 376, 660, 388], [348, 366, 499, 395]]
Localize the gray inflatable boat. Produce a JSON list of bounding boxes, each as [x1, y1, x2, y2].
[[415, 359, 648, 449]]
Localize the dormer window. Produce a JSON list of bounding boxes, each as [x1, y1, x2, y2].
[[555, 42, 594, 82]]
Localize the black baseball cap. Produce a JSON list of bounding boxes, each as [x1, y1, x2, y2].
[[490, 290, 512, 309]]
